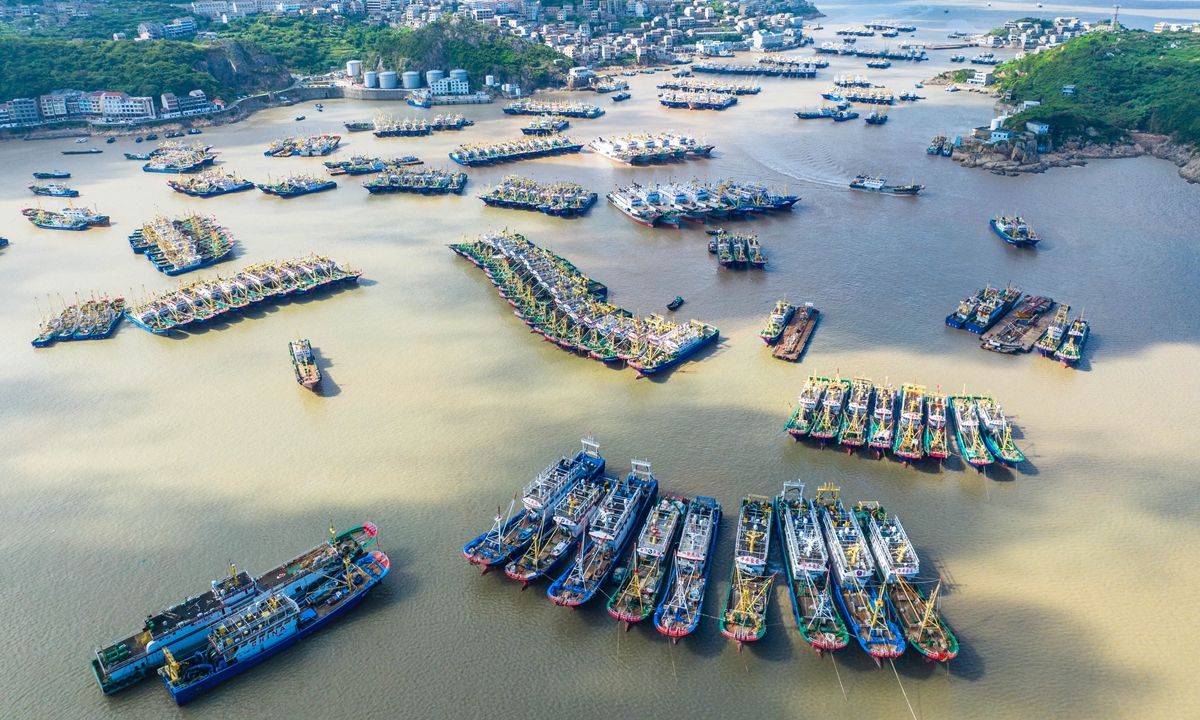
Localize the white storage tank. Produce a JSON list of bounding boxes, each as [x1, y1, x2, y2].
[[990, 117, 1003, 131], [379, 71, 399, 89], [364, 71, 378, 88], [426, 69, 445, 86], [346, 59, 362, 78], [402, 71, 422, 89], [485, 74, 495, 86], [449, 69, 469, 83]]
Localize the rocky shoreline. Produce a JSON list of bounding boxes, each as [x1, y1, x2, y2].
[[953, 132, 1199, 184]]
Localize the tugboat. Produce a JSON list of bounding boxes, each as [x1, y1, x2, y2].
[[606, 493, 687, 628], [159, 551, 390, 705], [289, 338, 321, 390], [849, 174, 923, 195], [759, 301, 795, 345], [653, 496, 721, 641], [991, 214, 1041, 247], [784, 375, 830, 439], [547, 461, 657, 607], [775, 481, 849, 656], [720, 495, 775, 650], [817, 485, 905, 663], [463, 438, 605, 573], [1054, 312, 1089, 368]]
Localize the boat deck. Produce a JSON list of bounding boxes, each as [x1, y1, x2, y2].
[[773, 305, 819, 361], [979, 299, 1058, 354]]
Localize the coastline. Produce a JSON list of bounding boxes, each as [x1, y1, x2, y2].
[[952, 131, 1200, 184]]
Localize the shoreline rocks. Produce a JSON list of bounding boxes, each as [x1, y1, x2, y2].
[[955, 131, 1199, 185]]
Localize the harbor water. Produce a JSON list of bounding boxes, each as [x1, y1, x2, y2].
[[1, 3, 1199, 718]]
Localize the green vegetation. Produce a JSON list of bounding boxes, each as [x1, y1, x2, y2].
[[0, 38, 223, 100], [222, 16, 570, 88], [997, 31, 1200, 145]]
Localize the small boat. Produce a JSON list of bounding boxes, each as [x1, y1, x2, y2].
[[289, 338, 321, 390], [463, 438, 605, 573], [146, 134, 158, 140], [315, 103, 324, 111], [33, 170, 71, 179], [837, 377, 873, 452], [720, 495, 775, 649], [867, 382, 898, 458], [892, 384, 927, 464], [1054, 312, 1089, 368], [975, 395, 1024, 466], [135, 137, 144, 143], [187, 128, 203, 135], [612, 91, 631, 102], [606, 493, 687, 627], [817, 485, 905, 662], [950, 395, 994, 471], [653, 496, 721, 641], [547, 461, 657, 607], [811, 376, 850, 446], [75, 137, 87, 143], [705, 227, 725, 236], [775, 482, 849, 655], [784, 375, 830, 438], [125, 153, 152, 160], [667, 296, 684, 311], [759, 301, 795, 345], [1034, 304, 1072, 357], [106, 137, 116, 144], [61, 148, 102, 155], [296, 115, 306, 121]]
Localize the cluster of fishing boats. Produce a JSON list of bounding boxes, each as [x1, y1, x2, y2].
[[503, 100, 604, 118], [463, 439, 957, 661], [708, 230, 767, 268], [691, 61, 818, 78], [324, 155, 422, 176], [837, 25, 876, 36], [760, 53, 829, 69], [833, 74, 874, 88], [785, 375, 1026, 469], [1033, 305, 1089, 368], [32, 294, 125, 347], [257, 174, 338, 197], [945, 282, 1024, 334], [607, 179, 797, 228], [362, 166, 467, 195], [263, 134, 342, 157], [371, 112, 473, 137], [655, 79, 761, 95], [450, 231, 719, 376], [521, 115, 570, 135], [22, 204, 109, 230], [588, 133, 714, 165], [167, 170, 255, 197], [822, 87, 896, 105], [124, 255, 361, 335], [658, 91, 738, 111], [141, 142, 217, 173], [927, 135, 957, 156], [91, 523, 388, 704], [478, 175, 597, 216], [128, 213, 234, 275], [449, 135, 582, 166]]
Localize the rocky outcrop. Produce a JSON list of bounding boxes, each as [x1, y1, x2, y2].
[[955, 131, 1199, 184], [196, 40, 293, 96]]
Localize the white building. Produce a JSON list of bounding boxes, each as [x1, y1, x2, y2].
[[430, 77, 469, 94]]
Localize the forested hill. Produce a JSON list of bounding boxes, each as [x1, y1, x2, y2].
[[996, 30, 1200, 145]]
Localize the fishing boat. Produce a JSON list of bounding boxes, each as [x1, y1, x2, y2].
[[837, 377, 873, 453], [159, 551, 390, 704], [759, 301, 795, 345], [263, 134, 341, 157], [29, 182, 79, 197], [463, 438, 605, 572], [1035, 304, 1072, 357], [945, 286, 987, 329], [125, 153, 152, 160], [864, 110, 888, 124], [520, 115, 570, 136], [547, 461, 658, 606], [289, 338, 321, 390], [854, 502, 918, 584], [893, 384, 926, 464], [796, 106, 834, 119], [849, 174, 923, 195], [775, 482, 849, 655], [257, 175, 338, 197], [344, 121, 375, 132], [990, 214, 1041, 247], [33, 170, 71, 179], [975, 395, 1024, 466], [832, 109, 860, 122], [720, 495, 775, 649], [587, 133, 714, 165], [784, 375, 830, 438], [653, 496, 721, 640], [58, 203, 110, 227], [22, 207, 90, 231], [142, 141, 217, 173], [923, 392, 951, 462], [607, 185, 663, 226], [950, 395, 994, 470], [607, 493, 687, 628], [504, 469, 613, 586], [611, 91, 631, 102], [867, 382, 898, 458], [811, 376, 850, 446], [1054, 312, 1089, 368], [449, 135, 582, 166], [817, 486, 905, 662], [964, 283, 1022, 334], [92, 523, 379, 694]]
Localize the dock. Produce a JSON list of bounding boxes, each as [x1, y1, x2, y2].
[[773, 303, 819, 361], [980, 297, 1058, 354]]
